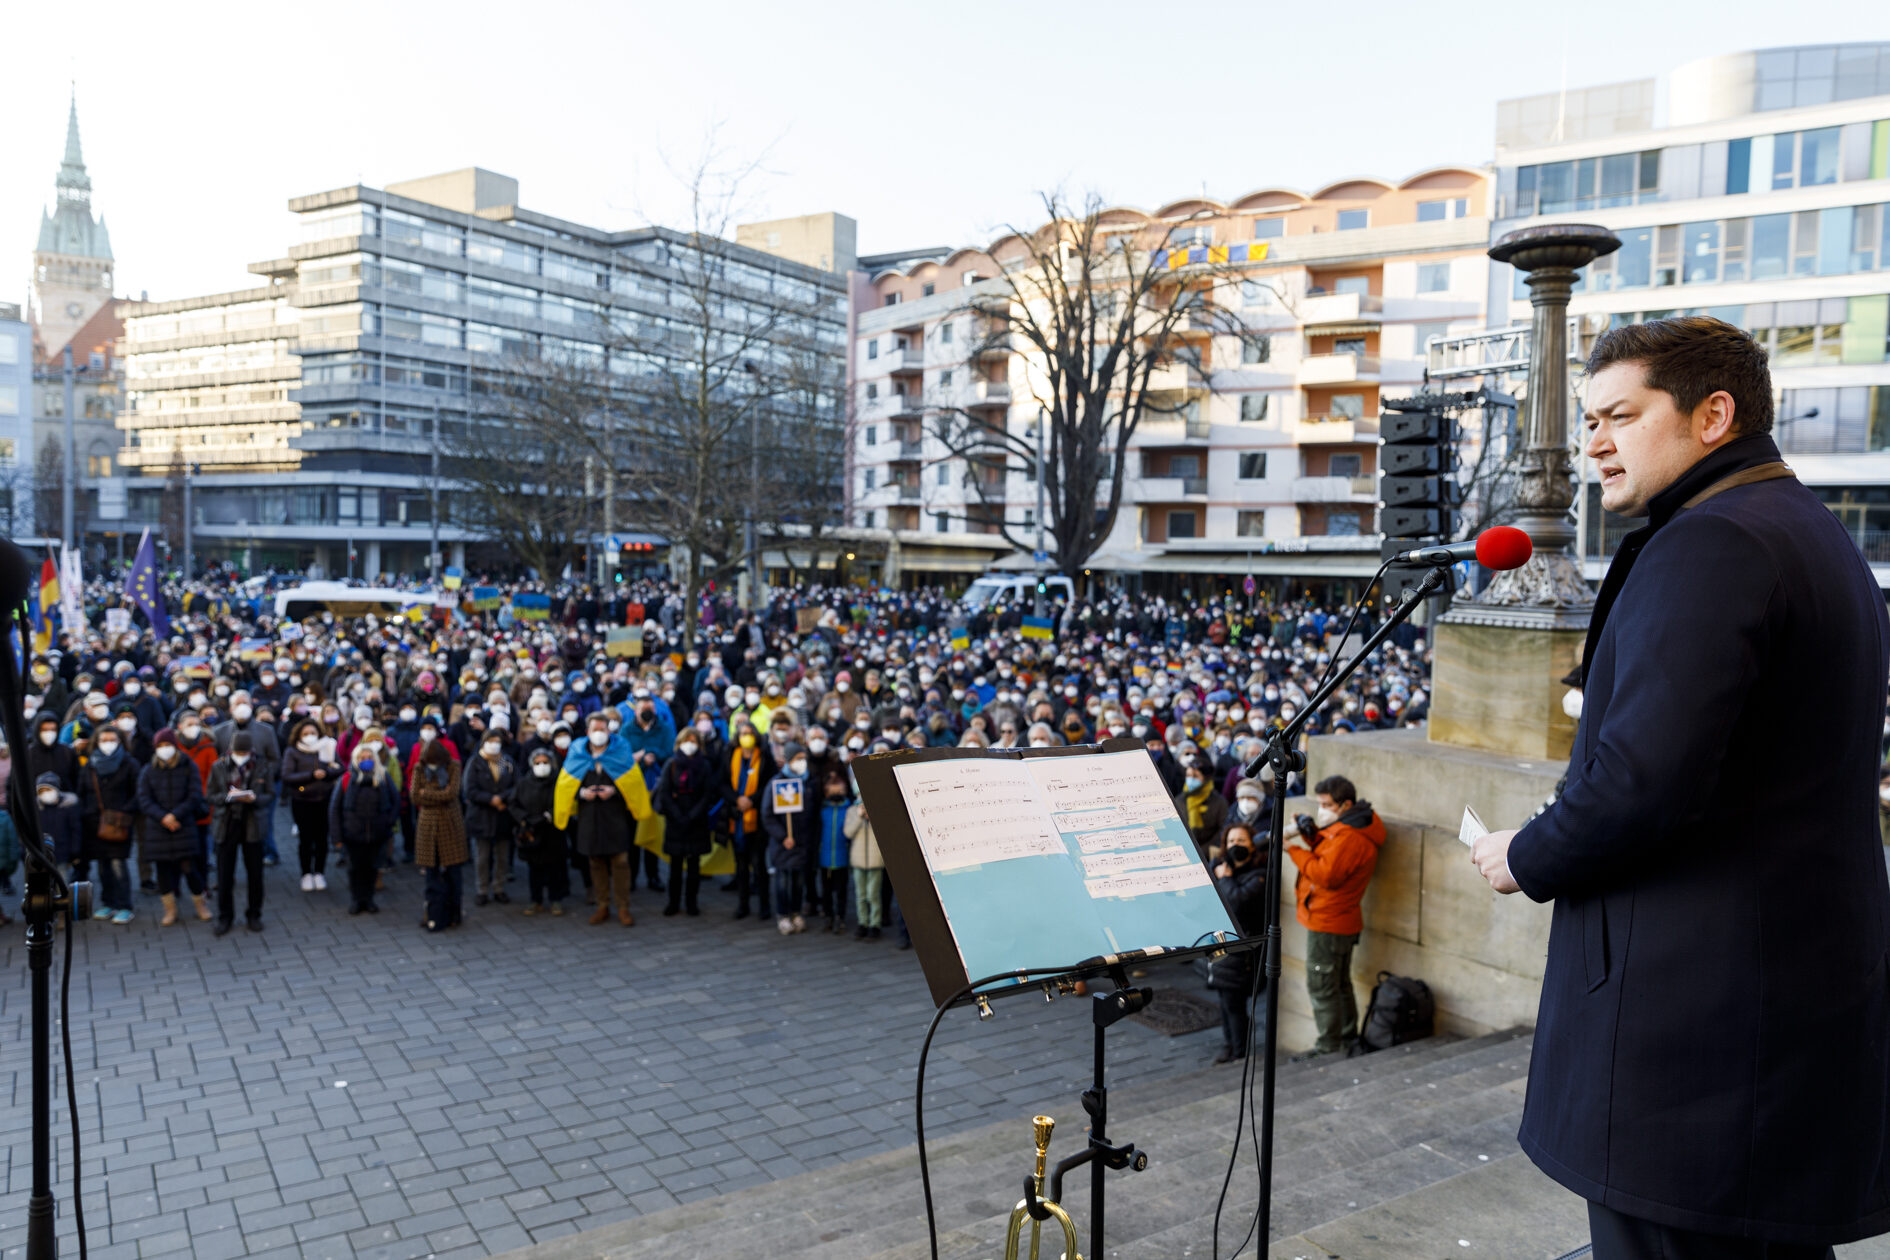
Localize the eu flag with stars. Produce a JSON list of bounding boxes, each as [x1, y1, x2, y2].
[[124, 528, 171, 639]]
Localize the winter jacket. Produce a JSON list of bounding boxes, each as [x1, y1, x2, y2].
[[653, 750, 725, 858], [726, 745, 775, 842], [0, 811, 19, 877], [80, 753, 141, 860], [816, 800, 851, 869], [135, 756, 208, 863], [844, 803, 883, 871], [1207, 860, 1269, 993], [1175, 781, 1228, 855], [280, 744, 342, 803], [571, 764, 636, 859], [38, 789, 82, 867], [206, 756, 272, 847], [511, 770, 566, 861], [1287, 801, 1385, 935], [328, 767, 399, 850], [461, 753, 517, 843], [412, 759, 469, 868]]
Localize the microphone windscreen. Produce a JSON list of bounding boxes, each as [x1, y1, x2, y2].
[[0, 538, 32, 610], [1474, 526, 1533, 571]]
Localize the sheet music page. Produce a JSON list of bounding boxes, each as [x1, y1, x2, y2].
[[893, 758, 1064, 872], [1028, 751, 1210, 900]]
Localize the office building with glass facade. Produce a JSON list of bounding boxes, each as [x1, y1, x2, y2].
[[120, 168, 848, 577], [1491, 43, 1890, 583]]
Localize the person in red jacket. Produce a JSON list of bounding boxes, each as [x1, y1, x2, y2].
[[1286, 774, 1385, 1059]]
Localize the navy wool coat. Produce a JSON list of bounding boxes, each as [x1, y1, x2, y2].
[[1508, 433, 1890, 1243]]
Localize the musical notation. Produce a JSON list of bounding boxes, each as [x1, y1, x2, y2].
[[1084, 864, 1213, 901], [1080, 846, 1194, 879], [893, 759, 1065, 871], [1075, 825, 1161, 854]]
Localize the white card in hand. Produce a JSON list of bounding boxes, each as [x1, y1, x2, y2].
[[1459, 805, 1489, 848]]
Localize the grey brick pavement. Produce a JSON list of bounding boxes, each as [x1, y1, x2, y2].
[[0, 810, 1219, 1259]]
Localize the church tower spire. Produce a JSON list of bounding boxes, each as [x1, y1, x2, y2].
[[32, 86, 115, 359]]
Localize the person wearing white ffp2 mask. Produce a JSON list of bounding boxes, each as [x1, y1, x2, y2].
[[1283, 774, 1385, 1059]]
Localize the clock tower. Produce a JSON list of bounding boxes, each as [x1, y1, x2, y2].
[[31, 90, 114, 360]]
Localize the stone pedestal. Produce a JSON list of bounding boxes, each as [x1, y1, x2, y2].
[[1427, 615, 1585, 762], [1274, 727, 1563, 1050]]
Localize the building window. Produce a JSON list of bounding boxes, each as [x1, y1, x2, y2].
[[1334, 336, 1367, 356], [1326, 511, 1361, 536], [937, 462, 951, 485], [1417, 262, 1451, 293], [864, 469, 876, 490], [866, 384, 878, 401], [86, 452, 112, 477], [865, 425, 876, 445], [863, 510, 875, 528], [1170, 225, 1214, 247], [1241, 335, 1271, 365], [0, 437, 15, 462], [1336, 209, 1369, 231], [1412, 321, 1452, 355], [883, 293, 899, 307], [1240, 279, 1275, 307], [935, 512, 949, 532], [1331, 393, 1365, 420], [1417, 200, 1450, 222], [1238, 453, 1267, 479], [1166, 510, 1198, 539], [1330, 452, 1363, 477], [867, 339, 879, 360], [1236, 510, 1266, 537], [940, 322, 953, 344], [1516, 150, 1660, 215], [1240, 393, 1271, 423], [1334, 276, 1371, 296], [1252, 217, 1285, 239], [0, 333, 17, 364], [921, 283, 935, 297], [0, 385, 17, 416], [939, 369, 953, 387]]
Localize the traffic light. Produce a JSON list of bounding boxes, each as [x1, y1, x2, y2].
[[1379, 397, 1459, 602]]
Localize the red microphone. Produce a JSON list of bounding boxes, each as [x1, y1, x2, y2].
[[1389, 526, 1533, 570]]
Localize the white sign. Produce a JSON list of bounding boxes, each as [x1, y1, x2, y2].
[[104, 608, 132, 635]]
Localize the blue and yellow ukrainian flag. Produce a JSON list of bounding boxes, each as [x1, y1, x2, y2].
[[553, 732, 653, 830], [1021, 615, 1055, 641]]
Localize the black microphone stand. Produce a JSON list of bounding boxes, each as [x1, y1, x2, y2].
[[1240, 562, 1448, 1246], [0, 599, 91, 1260]]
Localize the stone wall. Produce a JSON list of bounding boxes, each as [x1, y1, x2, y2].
[[1269, 726, 1562, 1049]]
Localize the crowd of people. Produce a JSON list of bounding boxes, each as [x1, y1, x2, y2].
[[0, 569, 1431, 1060]]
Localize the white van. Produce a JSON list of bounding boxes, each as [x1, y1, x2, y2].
[[960, 571, 1075, 612]]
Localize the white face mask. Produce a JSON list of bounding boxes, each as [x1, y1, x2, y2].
[[96, 739, 120, 756], [1562, 689, 1583, 720], [554, 735, 571, 749], [298, 736, 318, 751], [180, 724, 200, 740], [588, 730, 609, 747], [533, 762, 553, 778], [231, 753, 250, 766], [807, 738, 827, 754], [482, 741, 502, 757], [355, 712, 373, 729], [1237, 798, 1260, 818], [156, 746, 177, 762], [124, 682, 141, 695], [400, 708, 417, 723], [38, 789, 58, 805], [788, 758, 808, 777], [1315, 804, 1338, 828], [232, 704, 253, 722], [116, 716, 137, 732], [677, 742, 698, 757], [419, 728, 437, 742], [836, 681, 849, 693], [1029, 739, 1051, 748]]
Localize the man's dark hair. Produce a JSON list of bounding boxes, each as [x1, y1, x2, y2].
[[1314, 774, 1356, 805], [1584, 316, 1774, 436]]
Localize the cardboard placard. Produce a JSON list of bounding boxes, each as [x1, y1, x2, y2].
[[605, 625, 643, 658], [770, 778, 804, 814]]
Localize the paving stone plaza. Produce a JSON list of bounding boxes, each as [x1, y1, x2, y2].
[[0, 832, 1221, 1260]]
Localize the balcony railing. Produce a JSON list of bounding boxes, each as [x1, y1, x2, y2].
[[897, 483, 920, 501], [1290, 475, 1377, 502], [889, 347, 924, 373], [897, 438, 924, 459], [1141, 412, 1212, 441], [1180, 476, 1206, 495], [1299, 291, 1384, 326], [1144, 363, 1207, 394], [1293, 416, 1378, 444], [968, 381, 1011, 409], [1296, 352, 1381, 385]]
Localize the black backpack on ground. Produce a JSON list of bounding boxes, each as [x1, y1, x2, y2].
[[1352, 971, 1434, 1054]]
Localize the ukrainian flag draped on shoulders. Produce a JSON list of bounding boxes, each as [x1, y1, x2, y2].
[[553, 731, 652, 830]]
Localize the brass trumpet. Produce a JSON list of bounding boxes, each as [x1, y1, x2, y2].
[[1000, 1115, 1081, 1260]]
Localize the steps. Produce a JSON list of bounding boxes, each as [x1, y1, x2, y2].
[[499, 1030, 1542, 1260]]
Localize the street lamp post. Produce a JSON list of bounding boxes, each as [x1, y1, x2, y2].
[[60, 346, 77, 549], [1471, 223, 1620, 615]]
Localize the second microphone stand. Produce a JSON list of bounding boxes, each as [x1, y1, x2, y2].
[[1240, 562, 1448, 1246]]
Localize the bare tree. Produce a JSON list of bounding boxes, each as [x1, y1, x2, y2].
[[454, 352, 605, 581], [610, 145, 840, 649], [928, 193, 1249, 584]]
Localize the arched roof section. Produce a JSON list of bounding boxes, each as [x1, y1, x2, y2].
[[1229, 188, 1308, 211], [1094, 207, 1153, 228], [941, 246, 993, 268], [1397, 165, 1487, 190], [1310, 177, 1396, 201], [1153, 197, 1226, 219]]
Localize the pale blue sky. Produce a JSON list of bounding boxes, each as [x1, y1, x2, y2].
[[7, 0, 1887, 304]]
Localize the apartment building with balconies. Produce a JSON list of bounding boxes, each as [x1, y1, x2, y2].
[[1489, 43, 1890, 585], [848, 168, 1492, 592]]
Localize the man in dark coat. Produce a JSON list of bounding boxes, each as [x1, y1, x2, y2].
[[1472, 318, 1890, 1256], [653, 730, 728, 917], [207, 731, 272, 935]]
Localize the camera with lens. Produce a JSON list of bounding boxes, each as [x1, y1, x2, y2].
[[1293, 813, 1318, 841]]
